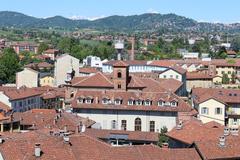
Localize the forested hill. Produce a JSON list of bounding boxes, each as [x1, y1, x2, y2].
[[1, 11, 240, 33]]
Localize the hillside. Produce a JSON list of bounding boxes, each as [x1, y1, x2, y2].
[[0, 11, 240, 33]]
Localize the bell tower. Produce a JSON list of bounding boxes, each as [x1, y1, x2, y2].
[[113, 61, 129, 90]]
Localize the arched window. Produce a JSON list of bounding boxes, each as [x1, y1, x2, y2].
[[121, 120, 127, 130], [135, 118, 141, 131], [111, 120, 117, 129], [118, 72, 122, 78]]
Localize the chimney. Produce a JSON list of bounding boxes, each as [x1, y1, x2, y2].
[[64, 125, 67, 133], [224, 127, 230, 136], [230, 127, 239, 136], [176, 121, 183, 130], [63, 132, 70, 143], [0, 135, 4, 144], [81, 124, 86, 133], [34, 143, 41, 157], [219, 136, 225, 147], [75, 125, 80, 134]]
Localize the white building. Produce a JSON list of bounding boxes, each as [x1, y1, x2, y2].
[[68, 61, 194, 132], [83, 56, 103, 68], [54, 54, 80, 87], [16, 68, 39, 88], [102, 60, 168, 73]]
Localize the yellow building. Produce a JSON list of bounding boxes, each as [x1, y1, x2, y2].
[[40, 74, 54, 87]]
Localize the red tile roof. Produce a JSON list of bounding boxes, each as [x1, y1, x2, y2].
[[71, 72, 114, 88], [186, 71, 216, 80], [72, 90, 192, 113], [166, 120, 224, 145], [79, 67, 99, 74], [192, 87, 240, 104], [44, 49, 59, 54], [113, 60, 129, 67], [13, 109, 95, 130], [0, 128, 201, 160], [1, 87, 42, 101], [84, 128, 159, 142]]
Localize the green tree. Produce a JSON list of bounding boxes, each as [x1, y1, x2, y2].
[[0, 48, 21, 83], [158, 126, 169, 147], [38, 42, 49, 54], [222, 73, 230, 84], [231, 72, 236, 84]]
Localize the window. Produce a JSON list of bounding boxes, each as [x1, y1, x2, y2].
[[111, 120, 117, 129], [118, 84, 121, 89], [228, 71, 231, 74], [70, 92, 74, 98], [85, 98, 92, 104], [163, 75, 167, 79], [128, 100, 134, 105], [215, 107, 222, 115], [171, 101, 177, 107], [221, 71, 225, 74], [144, 100, 151, 106], [78, 98, 84, 104], [170, 75, 173, 78], [176, 75, 179, 79], [149, 121, 155, 132], [135, 118, 141, 131], [158, 100, 164, 106], [115, 99, 122, 105], [117, 72, 122, 78], [102, 98, 109, 104], [121, 120, 127, 130], [201, 107, 209, 114], [135, 100, 142, 106]]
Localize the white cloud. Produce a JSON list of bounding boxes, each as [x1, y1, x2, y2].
[[69, 15, 106, 21], [146, 8, 159, 14]]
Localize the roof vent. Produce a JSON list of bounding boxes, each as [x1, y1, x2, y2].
[[176, 121, 183, 130], [34, 143, 42, 157], [224, 127, 230, 136], [219, 136, 225, 147], [63, 132, 70, 143]]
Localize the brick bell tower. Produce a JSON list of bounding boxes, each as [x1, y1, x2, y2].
[[113, 61, 129, 90]]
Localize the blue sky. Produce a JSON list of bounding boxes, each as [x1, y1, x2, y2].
[[0, 0, 240, 23]]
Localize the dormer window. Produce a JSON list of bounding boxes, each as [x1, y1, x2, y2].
[[128, 99, 134, 105], [85, 97, 93, 104], [114, 99, 122, 105], [78, 98, 84, 104], [144, 100, 152, 106], [158, 100, 165, 106], [135, 100, 142, 106], [171, 101, 177, 107], [102, 98, 110, 105]]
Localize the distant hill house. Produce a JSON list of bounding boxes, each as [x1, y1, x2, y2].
[[11, 42, 38, 54]]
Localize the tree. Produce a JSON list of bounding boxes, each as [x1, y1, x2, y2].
[[231, 72, 236, 84], [157, 126, 169, 147], [38, 42, 49, 54], [0, 48, 21, 83], [222, 73, 230, 84]]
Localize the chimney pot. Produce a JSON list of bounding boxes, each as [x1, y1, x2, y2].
[[34, 143, 41, 157], [219, 136, 225, 147]]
